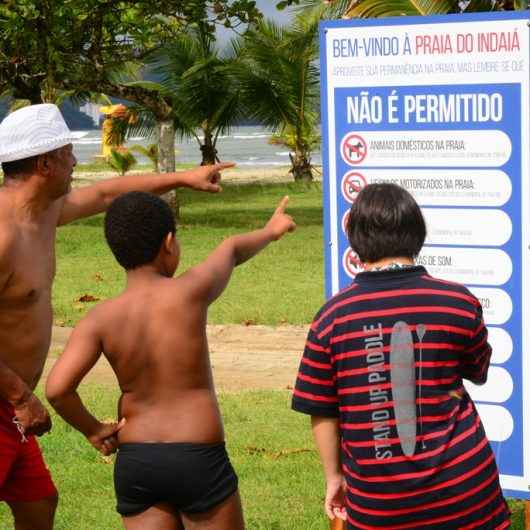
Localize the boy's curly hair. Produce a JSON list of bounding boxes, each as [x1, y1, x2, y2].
[[105, 191, 175, 270]]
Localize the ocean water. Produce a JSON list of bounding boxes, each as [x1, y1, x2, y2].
[[72, 125, 322, 168]]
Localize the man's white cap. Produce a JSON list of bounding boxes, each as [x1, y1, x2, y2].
[[0, 104, 76, 163]]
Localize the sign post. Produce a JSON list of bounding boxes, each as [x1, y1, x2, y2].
[[321, 12, 530, 499]]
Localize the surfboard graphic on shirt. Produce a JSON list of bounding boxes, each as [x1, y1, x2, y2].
[[390, 321, 417, 456]]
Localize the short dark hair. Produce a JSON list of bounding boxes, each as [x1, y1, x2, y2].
[[104, 191, 176, 270], [2, 155, 39, 178], [347, 183, 426, 263]]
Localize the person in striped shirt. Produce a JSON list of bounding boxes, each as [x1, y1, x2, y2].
[[292, 183, 510, 529]]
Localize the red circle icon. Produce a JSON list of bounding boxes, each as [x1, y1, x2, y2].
[[341, 133, 367, 165], [342, 211, 350, 235], [343, 248, 365, 279], [341, 171, 367, 203]]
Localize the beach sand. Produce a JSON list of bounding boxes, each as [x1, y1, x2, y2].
[[46, 324, 308, 392]]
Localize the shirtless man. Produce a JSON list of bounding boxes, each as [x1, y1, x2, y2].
[[45, 191, 295, 529], [0, 103, 232, 530]]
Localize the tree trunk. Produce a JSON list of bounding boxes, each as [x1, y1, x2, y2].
[[289, 150, 313, 181], [200, 131, 219, 165], [157, 119, 179, 217]]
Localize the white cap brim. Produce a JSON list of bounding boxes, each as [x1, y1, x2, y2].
[[0, 136, 76, 163]]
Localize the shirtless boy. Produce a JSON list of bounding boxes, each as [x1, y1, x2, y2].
[[0, 103, 232, 530], [46, 191, 296, 529]]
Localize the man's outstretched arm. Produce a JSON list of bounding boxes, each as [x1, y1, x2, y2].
[[57, 162, 234, 226]]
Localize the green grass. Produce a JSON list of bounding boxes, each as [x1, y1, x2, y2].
[[53, 181, 324, 327], [0, 387, 524, 529], [0, 388, 328, 530]]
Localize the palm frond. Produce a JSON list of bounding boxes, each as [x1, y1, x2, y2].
[[129, 144, 159, 171], [122, 80, 167, 94], [462, 0, 496, 11], [123, 106, 158, 140], [346, 0, 456, 17], [238, 17, 320, 129], [106, 148, 137, 176], [104, 62, 143, 85], [89, 93, 113, 106], [289, 0, 352, 18]]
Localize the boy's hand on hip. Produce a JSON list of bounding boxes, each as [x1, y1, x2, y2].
[[265, 196, 296, 240], [13, 393, 52, 437], [87, 418, 126, 456]]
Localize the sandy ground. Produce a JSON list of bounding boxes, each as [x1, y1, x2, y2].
[[46, 324, 309, 392]]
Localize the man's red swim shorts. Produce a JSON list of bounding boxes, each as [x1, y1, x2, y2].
[[0, 399, 57, 502]]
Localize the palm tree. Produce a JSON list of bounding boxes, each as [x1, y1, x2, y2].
[[127, 25, 243, 166], [236, 13, 321, 181]]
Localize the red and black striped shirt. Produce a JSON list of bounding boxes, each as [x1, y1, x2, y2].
[[292, 266, 510, 529]]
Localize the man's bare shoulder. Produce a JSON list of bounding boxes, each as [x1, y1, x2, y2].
[[0, 208, 18, 269], [0, 188, 24, 236]]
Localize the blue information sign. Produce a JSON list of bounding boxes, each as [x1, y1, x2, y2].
[[321, 12, 530, 498]]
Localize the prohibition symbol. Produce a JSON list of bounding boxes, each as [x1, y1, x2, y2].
[[341, 133, 367, 165], [343, 248, 365, 279], [342, 211, 350, 235], [341, 171, 367, 203]]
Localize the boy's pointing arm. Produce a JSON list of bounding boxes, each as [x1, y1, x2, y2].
[[183, 196, 296, 305]]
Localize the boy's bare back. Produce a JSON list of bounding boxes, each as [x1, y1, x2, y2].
[[47, 193, 295, 449], [88, 273, 223, 444]]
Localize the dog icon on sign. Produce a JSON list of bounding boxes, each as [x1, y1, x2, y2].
[[341, 133, 367, 165]]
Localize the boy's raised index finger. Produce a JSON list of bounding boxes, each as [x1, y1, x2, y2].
[[275, 195, 289, 213]]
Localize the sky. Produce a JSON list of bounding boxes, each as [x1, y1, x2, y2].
[[216, 1, 296, 46], [256, 0, 296, 22]]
